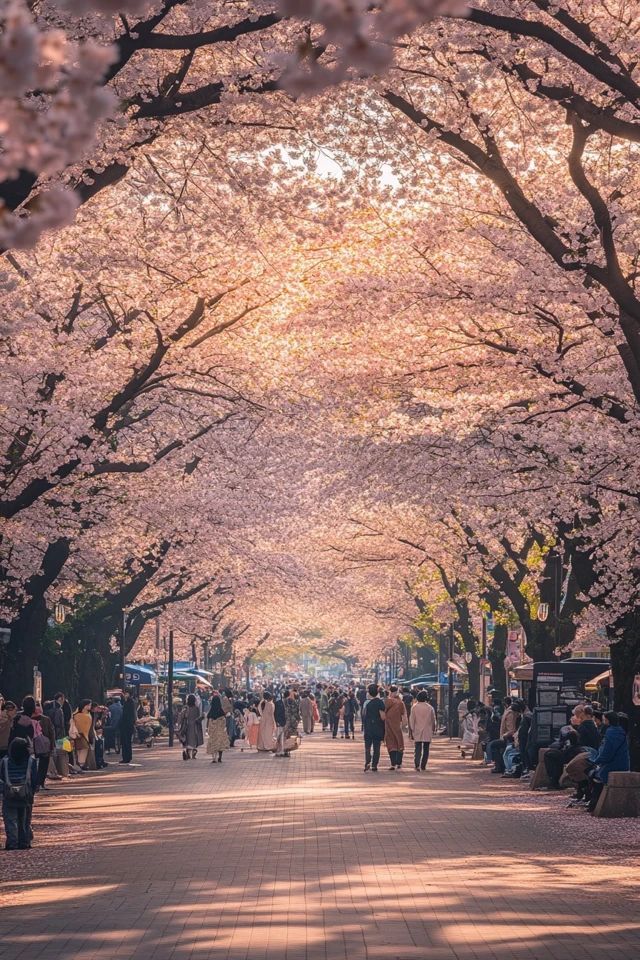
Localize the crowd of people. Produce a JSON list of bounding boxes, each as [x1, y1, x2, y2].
[[0, 689, 163, 849], [173, 681, 438, 773], [456, 694, 631, 813], [3, 676, 630, 850]]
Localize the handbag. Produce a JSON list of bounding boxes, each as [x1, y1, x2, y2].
[[2, 757, 35, 806]]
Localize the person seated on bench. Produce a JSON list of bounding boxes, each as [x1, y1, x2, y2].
[[587, 711, 630, 813], [543, 704, 600, 790]]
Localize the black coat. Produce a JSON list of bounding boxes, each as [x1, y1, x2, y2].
[[120, 699, 137, 731]]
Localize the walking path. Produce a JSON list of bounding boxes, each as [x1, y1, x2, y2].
[[1, 735, 639, 960]]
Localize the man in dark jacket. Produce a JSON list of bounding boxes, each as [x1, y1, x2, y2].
[[45, 699, 65, 741], [576, 705, 600, 750], [274, 696, 287, 757], [119, 691, 137, 765], [54, 694, 71, 736], [362, 683, 386, 773]]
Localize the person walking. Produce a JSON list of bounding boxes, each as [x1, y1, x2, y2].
[[206, 695, 230, 763], [257, 692, 277, 752], [274, 695, 287, 757], [0, 701, 17, 760], [282, 688, 301, 757], [319, 686, 330, 731], [119, 690, 136, 765], [384, 686, 407, 770], [242, 705, 260, 750], [344, 690, 357, 740], [179, 693, 204, 760], [409, 690, 436, 771], [328, 691, 342, 739], [362, 684, 385, 772], [300, 692, 315, 735], [1, 738, 39, 850]]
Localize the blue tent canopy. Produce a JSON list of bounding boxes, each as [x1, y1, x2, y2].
[[124, 664, 158, 685]]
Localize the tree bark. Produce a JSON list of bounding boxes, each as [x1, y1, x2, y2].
[[609, 612, 640, 772], [0, 538, 70, 698]]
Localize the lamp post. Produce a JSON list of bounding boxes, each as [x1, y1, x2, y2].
[[167, 628, 175, 747], [447, 624, 455, 739]]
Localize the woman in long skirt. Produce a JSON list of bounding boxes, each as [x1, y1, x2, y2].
[[206, 695, 230, 763], [179, 693, 204, 760], [243, 706, 260, 750], [256, 692, 276, 752]]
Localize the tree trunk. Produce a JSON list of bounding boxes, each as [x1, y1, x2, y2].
[[467, 652, 480, 700], [488, 623, 508, 697], [609, 612, 640, 772], [0, 538, 70, 699]]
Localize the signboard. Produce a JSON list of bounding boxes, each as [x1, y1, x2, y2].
[[33, 668, 42, 703], [485, 613, 494, 639]]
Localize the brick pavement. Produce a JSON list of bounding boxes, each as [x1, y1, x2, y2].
[[1, 733, 639, 960]]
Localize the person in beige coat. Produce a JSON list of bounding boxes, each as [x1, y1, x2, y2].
[[409, 691, 437, 771], [383, 687, 407, 770]]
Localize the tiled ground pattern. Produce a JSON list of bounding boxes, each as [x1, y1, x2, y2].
[[0, 733, 638, 960]]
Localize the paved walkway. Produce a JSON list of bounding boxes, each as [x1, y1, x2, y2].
[[1, 734, 639, 960]]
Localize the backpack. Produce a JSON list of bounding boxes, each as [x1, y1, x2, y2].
[[32, 719, 51, 756], [2, 757, 35, 807]]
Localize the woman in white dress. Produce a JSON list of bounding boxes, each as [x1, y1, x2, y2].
[[256, 691, 276, 752]]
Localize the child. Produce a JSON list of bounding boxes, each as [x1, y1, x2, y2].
[[1, 737, 38, 850]]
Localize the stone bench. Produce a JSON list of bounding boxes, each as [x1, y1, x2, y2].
[[530, 747, 552, 790], [593, 771, 640, 818]]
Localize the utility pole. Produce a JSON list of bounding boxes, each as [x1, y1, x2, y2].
[[168, 629, 175, 747]]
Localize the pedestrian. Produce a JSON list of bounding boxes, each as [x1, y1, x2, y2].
[[362, 683, 385, 773], [384, 685, 407, 770], [105, 697, 122, 753], [33, 703, 55, 788], [179, 693, 204, 760], [242, 705, 260, 750], [328, 691, 342, 739], [409, 690, 436, 771], [319, 686, 330, 731], [344, 690, 357, 740], [282, 688, 301, 757], [257, 692, 276, 752], [1, 737, 38, 850], [54, 693, 72, 736], [91, 705, 109, 769], [119, 690, 136, 765], [300, 691, 315, 734], [72, 700, 94, 770], [0, 701, 17, 760], [9, 695, 38, 751], [206, 695, 230, 763], [274, 695, 287, 757]]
